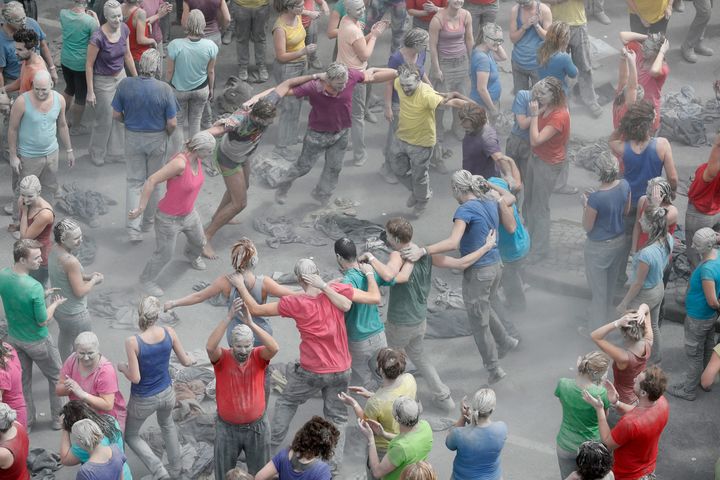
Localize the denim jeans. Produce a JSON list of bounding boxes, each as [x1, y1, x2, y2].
[[349, 330, 387, 391], [629, 282, 665, 365], [350, 80, 367, 163], [171, 86, 210, 155], [54, 309, 92, 361], [385, 320, 451, 401], [125, 130, 170, 235], [271, 364, 351, 471], [556, 444, 577, 480], [511, 60, 538, 95], [677, 315, 717, 395], [125, 386, 182, 478], [432, 55, 468, 143], [525, 156, 563, 257], [215, 414, 270, 477], [466, 1, 498, 33], [683, 0, 712, 49], [584, 235, 627, 330], [567, 24, 598, 107], [276, 128, 349, 202], [389, 138, 433, 209], [140, 210, 206, 283], [685, 203, 720, 269], [89, 71, 126, 163], [501, 257, 527, 313], [9, 335, 63, 424], [232, 2, 270, 67], [273, 61, 306, 152]]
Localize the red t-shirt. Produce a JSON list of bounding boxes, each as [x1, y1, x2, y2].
[[278, 283, 354, 374], [405, 0, 447, 24], [688, 163, 720, 215], [610, 396, 669, 480], [613, 90, 661, 132], [0, 421, 30, 480], [532, 107, 570, 165], [212, 347, 269, 424], [627, 41, 669, 120]]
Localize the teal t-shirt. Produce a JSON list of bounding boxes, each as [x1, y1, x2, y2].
[[167, 37, 219, 91], [71, 418, 133, 480], [686, 252, 720, 320], [387, 255, 432, 326], [60, 9, 98, 72], [554, 377, 609, 452], [0, 268, 48, 342], [386, 420, 433, 480], [334, 1, 367, 25], [341, 268, 394, 342]]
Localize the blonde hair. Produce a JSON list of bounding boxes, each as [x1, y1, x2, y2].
[[451, 170, 491, 199], [692, 228, 717, 257], [470, 388, 496, 423], [230, 238, 258, 272], [537, 21, 570, 66], [70, 419, 104, 452], [400, 461, 438, 480], [138, 296, 161, 330], [186, 9, 206, 37], [577, 351, 610, 385], [18, 174, 41, 194]]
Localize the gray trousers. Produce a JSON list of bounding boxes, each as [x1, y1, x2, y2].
[[678, 315, 717, 395], [584, 235, 627, 330], [389, 138, 433, 209], [125, 130, 170, 235], [349, 330, 387, 391], [232, 2, 270, 67], [383, 103, 400, 170], [525, 155, 563, 257], [9, 335, 63, 424], [140, 210, 206, 283], [505, 132, 531, 216], [685, 203, 720, 269], [215, 414, 270, 477], [273, 61, 306, 151], [629, 282, 665, 365], [584, 0, 606, 14], [350, 81, 367, 163], [567, 24, 598, 107], [367, 0, 407, 53], [466, 1, 498, 32], [12, 150, 59, 203], [683, 0, 712, 49], [511, 60, 538, 95], [89, 71, 126, 163], [432, 55, 468, 143], [501, 257, 527, 312], [170, 86, 210, 156], [125, 386, 182, 478], [277, 128, 349, 201], [271, 364, 351, 471], [55, 309, 92, 362], [556, 444, 577, 480]]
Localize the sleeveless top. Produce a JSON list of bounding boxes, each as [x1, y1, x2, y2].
[[48, 248, 87, 316], [272, 15, 306, 63], [511, 1, 543, 71], [612, 340, 651, 405], [18, 92, 61, 158], [20, 207, 53, 267], [226, 275, 273, 346], [623, 138, 663, 206], [437, 10, 468, 58], [127, 7, 151, 62], [158, 154, 205, 217], [131, 327, 173, 397], [0, 422, 30, 480]]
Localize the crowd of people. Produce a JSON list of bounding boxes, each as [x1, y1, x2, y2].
[[0, 0, 719, 478]]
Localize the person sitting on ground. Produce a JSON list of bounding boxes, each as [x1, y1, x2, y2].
[[71, 418, 127, 480], [59, 400, 132, 479], [564, 440, 614, 480], [446, 387, 507, 480], [0, 402, 29, 480], [56, 332, 127, 430], [401, 461, 439, 480], [13, 175, 54, 287], [0, 342, 25, 428]]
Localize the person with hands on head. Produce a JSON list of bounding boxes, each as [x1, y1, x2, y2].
[[13, 175, 54, 287], [612, 46, 642, 132], [508, 0, 551, 95], [207, 297, 279, 477]]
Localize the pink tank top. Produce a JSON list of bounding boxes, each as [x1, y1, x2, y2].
[[612, 340, 651, 405], [438, 10, 467, 58], [157, 153, 204, 216]]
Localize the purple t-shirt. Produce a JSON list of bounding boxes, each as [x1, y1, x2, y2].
[[90, 24, 130, 76], [462, 124, 501, 179], [272, 449, 332, 480], [291, 69, 364, 132], [76, 444, 127, 480], [186, 0, 222, 35], [387, 50, 426, 104]]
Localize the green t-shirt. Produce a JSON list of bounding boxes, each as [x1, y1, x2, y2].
[[0, 268, 49, 342], [386, 419, 433, 480], [387, 255, 432, 326], [554, 377, 609, 452], [341, 268, 393, 342], [364, 373, 417, 450], [60, 9, 98, 72]]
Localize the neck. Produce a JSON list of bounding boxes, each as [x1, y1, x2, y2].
[[637, 395, 656, 408], [106, 23, 120, 33], [12, 262, 30, 275], [447, 6, 459, 15], [460, 192, 477, 203], [575, 375, 593, 388], [474, 417, 491, 427], [399, 424, 414, 434], [282, 11, 296, 20], [58, 243, 74, 254], [187, 34, 202, 40], [703, 250, 718, 262]]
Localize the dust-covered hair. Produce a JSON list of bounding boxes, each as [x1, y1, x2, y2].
[[400, 461, 438, 480], [385, 217, 413, 244], [537, 21, 570, 66], [577, 351, 609, 385], [186, 9, 207, 37], [13, 238, 41, 263], [250, 98, 277, 121], [12, 27, 38, 49], [74, 331, 99, 351], [639, 365, 667, 401], [576, 441, 613, 480], [376, 348, 407, 380], [71, 419, 104, 452], [645, 177, 673, 205], [185, 130, 216, 153], [393, 396, 420, 427], [53, 218, 82, 244], [138, 296, 161, 330], [291, 416, 340, 460], [397, 63, 421, 80], [476, 22, 502, 47], [18, 174, 41, 194], [692, 227, 718, 257], [326, 62, 349, 81], [231, 324, 254, 346], [594, 152, 619, 184], [458, 103, 487, 133], [230, 238, 258, 272], [619, 311, 644, 343], [294, 258, 319, 279], [0, 402, 17, 432], [618, 100, 655, 142], [470, 388, 496, 423], [451, 169, 491, 199], [641, 33, 666, 62], [641, 205, 670, 253], [1, 1, 25, 25], [139, 48, 161, 76], [403, 28, 429, 50], [103, 0, 122, 21], [531, 77, 566, 108]]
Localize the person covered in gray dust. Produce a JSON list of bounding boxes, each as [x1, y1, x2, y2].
[[13, 175, 54, 287]]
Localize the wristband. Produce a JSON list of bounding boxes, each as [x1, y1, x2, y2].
[[321, 282, 328, 290], [613, 320, 620, 329], [421, 247, 428, 256], [49, 65, 57, 70], [312, 73, 318, 80], [66, 149, 73, 153], [365, 271, 374, 277]]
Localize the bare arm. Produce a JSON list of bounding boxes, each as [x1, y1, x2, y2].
[[701, 350, 720, 390], [120, 337, 141, 384], [167, 326, 195, 366], [218, 0, 231, 29], [56, 97, 73, 163], [19, 208, 52, 240], [165, 57, 175, 83], [474, 70, 497, 114], [234, 276, 281, 317], [431, 230, 496, 270], [133, 9, 157, 47], [59, 429, 81, 466], [350, 267, 381, 304], [582, 204, 598, 233], [425, 220, 467, 255], [625, 53, 639, 107], [124, 38, 138, 76], [464, 10, 473, 56], [166, 276, 229, 311], [508, 6, 524, 43], [7, 97, 25, 166], [273, 28, 310, 63], [181, 1, 190, 26], [365, 250, 405, 281], [631, 197, 646, 254], [618, 261, 650, 310], [207, 57, 216, 100], [326, 9, 341, 39], [702, 279, 720, 310], [529, 115, 559, 147], [129, 154, 185, 217], [429, 17, 441, 76], [85, 44, 99, 101], [262, 277, 300, 298], [64, 255, 100, 298], [619, 31, 647, 45], [206, 310, 233, 363], [703, 135, 720, 181], [657, 138, 678, 196]]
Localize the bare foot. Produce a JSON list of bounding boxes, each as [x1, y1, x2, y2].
[[227, 216, 241, 225], [202, 243, 219, 259]]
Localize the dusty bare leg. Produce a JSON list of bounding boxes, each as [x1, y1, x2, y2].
[[202, 169, 248, 259], [228, 163, 252, 224], [61, 92, 74, 124]]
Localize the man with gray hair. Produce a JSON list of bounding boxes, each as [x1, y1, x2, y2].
[[234, 257, 382, 475], [112, 48, 178, 243], [207, 298, 279, 476]]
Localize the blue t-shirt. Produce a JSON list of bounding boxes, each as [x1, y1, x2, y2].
[[272, 448, 332, 479], [167, 37, 218, 91], [586, 180, 631, 241], [341, 268, 394, 342], [111, 77, 178, 132], [685, 253, 720, 320], [631, 234, 673, 289], [488, 178, 531, 262], [0, 18, 45, 80], [76, 444, 127, 480], [537, 51, 577, 94], [445, 421, 507, 480], [454, 199, 501, 268], [388, 49, 426, 104], [470, 49, 501, 108], [71, 418, 133, 480], [510, 90, 531, 141]]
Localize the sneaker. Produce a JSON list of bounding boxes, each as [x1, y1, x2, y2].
[[695, 44, 714, 56], [70, 124, 90, 136], [353, 154, 367, 167], [257, 64, 269, 83], [128, 231, 143, 243], [406, 194, 417, 208], [433, 394, 455, 412], [497, 337, 519, 359], [310, 189, 331, 206], [589, 103, 603, 118], [682, 46, 698, 63], [142, 281, 164, 297], [3, 203, 13, 215], [222, 29, 233, 45], [666, 384, 696, 401], [365, 110, 378, 124], [554, 185, 579, 195], [238, 66, 249, 82], [412, 203, 428, 217], [379, 165, 398, 184], [594, 11, 611, 24], [191, 256, 207, 271], [90, 154, 105, 166], [488, 367, 507, 385]]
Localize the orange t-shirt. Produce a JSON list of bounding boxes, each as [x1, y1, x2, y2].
[[532, 107, 570, 165], [19, 60, 48, 94]]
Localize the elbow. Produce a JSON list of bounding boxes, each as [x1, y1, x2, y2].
[[340, 300, 352, 313], [369, 292, 381, 305]]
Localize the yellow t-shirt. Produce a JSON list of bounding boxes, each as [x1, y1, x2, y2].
[[363, 373, 418, 450], [272, 15, 307, 62], [630, 0, 670, 25], [233, 0, 269, 9], [395, 79, 444, 147], [550, 0, 586, 26]]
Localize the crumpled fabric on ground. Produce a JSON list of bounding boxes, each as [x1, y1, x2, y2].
[[424, 278, 473, 339], [192, 281, 227, 307], [175, 379, 207, 402], [251, 153, 294, 188], [73, 234, 97, 266], [173, 365, 215, 386], [188, 441, 215, 478], [253, 216, 329, 249], [313, 214, 384, 244], [213, 76, 254, 118], [89, 289, 180, 329], [205, 379, 216, 400], [658, 86, 707, 147], [428, 278, 466, 312], [27, 448, 62, 478], [568, 140, 611, 174], [55, 183, 117, 228], [173, 399, 217, 445]]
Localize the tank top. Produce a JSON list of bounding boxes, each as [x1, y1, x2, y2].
[[612, 340, 651, 405], [437, 10, 468, 58], [18, 92, 61, 158], [623, 138, 663, 206], [157, 154, 205, 217], [511, 1, 543, 70], [0, 422, 30, 480], [273, 15, 307, 63], [48, 248, 87, 316], [131, 327, 173, 397], [127, 7, 152, 62], [226, 275, 273, 346], [20, 207, 53, 267]]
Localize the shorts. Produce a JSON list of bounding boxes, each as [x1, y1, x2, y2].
[[61, 65, 88, 105], [215, 144, 250, 177]]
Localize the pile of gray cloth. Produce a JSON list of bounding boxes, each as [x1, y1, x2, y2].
[[251, 153, 294, 188], [27, 448, 62, 479], [253, 216, 329, 249], [74, 234, 97, 266], [425, 278, 472, 339], [658, 86, 707, 147], [192, 281, 228, 307], [55, 183, 117, 228], [313, 214, 384, 244], [212, 76, 254, 118], [567, 140, 612, 174], [89, 289, 180, 329]]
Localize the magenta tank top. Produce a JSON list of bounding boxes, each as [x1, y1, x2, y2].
[[438, 10, 468, 58], [158, 153, 204, 216]]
